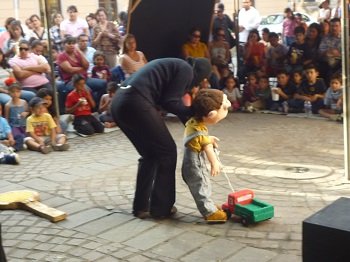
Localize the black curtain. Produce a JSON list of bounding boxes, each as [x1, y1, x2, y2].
[[128, 0, 215, 60]]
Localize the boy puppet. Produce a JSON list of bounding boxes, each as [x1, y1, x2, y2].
[[182, 89, 231, 223]]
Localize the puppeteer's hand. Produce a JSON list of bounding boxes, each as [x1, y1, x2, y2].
[[182, 93, 192, 106]]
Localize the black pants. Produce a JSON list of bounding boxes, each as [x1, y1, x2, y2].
[[73, 115, 105, 135], [111, 87, 176, 217]]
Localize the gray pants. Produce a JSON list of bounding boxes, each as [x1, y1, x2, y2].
[[182, 148, 217, 217]]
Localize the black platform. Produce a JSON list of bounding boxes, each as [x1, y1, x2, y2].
[[303, 197, 350, 262]]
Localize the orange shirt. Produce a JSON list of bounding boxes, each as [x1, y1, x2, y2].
[[182, 42, 209, 58]]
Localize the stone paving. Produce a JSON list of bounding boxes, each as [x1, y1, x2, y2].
[[0, 112, 347, 261]]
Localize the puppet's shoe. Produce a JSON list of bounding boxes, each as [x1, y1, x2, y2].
[[205, 210, 227, 223], [151, 206, 177, 219]]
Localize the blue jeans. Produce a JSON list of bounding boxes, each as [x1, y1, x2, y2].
[[284, 36, 295, 47]]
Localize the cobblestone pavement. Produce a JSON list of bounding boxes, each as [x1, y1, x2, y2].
[[0, 113, 347, 262]]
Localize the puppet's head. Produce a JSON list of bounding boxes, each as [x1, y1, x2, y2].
[[192, 89, 231, 124]]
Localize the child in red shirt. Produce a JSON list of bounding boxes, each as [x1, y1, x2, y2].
[[65, 74, 105, 136]]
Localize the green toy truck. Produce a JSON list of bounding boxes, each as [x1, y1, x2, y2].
[[222, 189, 274, 226]]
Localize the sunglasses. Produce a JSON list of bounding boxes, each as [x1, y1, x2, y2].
[[19, 47, 29, 51], [192, 34, 201, 38]]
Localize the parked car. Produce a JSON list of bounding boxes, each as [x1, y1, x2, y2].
[[258, 13, 316, 35]]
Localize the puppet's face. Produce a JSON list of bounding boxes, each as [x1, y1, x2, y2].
[[206, 94, 231, 124]]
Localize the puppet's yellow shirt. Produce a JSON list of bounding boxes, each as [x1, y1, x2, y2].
[[184, 117, 211, 153]]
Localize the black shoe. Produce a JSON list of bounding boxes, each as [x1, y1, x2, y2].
[[151, 206, 177, 219], [133, 210, 150, 219]]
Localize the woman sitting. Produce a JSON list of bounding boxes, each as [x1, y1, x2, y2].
[[182, 27, 210, 60], [243, 29, 266, 75], [208, 27, 231, 79], [119, 34, 147, 79], [8, 40, 51, 94]]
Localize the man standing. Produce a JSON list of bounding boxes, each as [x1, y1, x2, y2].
[[212, 3, 235, 48], [238, 0, 261, 43]]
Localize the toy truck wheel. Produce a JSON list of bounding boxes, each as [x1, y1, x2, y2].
[[241, 217, 249, 226], [223, 209, 232, 219]]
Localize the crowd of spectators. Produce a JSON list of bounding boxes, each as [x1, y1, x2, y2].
[[0, 5, 145, 165], [219, 1, 343, 123], [0, 2, 345, 165]]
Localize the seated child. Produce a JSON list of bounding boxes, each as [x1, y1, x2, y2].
[[99, 82, 118, 128], [319, 74, 343, 120], [254, 75, 271, 110], [91, 51, 111, 81], [199, 78, 211, 90], [291, 69, 303, 90], [242, 72, 259, 111], [37, 88, 67, 134], [182, 89, 231, 223], [25, 97, 69, 154], [270, 70, 297, 112], [292, 64, 327, 114], [286, 26, 310, 72], [4, 81, 28, 151], [222, 75, 241, 112], [0, 104, 20, 164], [65, 74, 105, 136], [266, 32, 288, 77]]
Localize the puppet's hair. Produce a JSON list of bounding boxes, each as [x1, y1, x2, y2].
[[192, 89, 223, 120]]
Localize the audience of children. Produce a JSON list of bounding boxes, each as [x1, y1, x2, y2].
[[0, 103, 16, 150], [91, 51, 111, 81], [270, 70, 297, 113], [65, 74, 104, 136], [24, 97, 69, 154], [37, 87, 67, 134], [0, 12, 345, 167], [286, 26, 311, 72], [291, 69, 303, 90], [222, 75, 241, 112], [265, 32, 288, 77], [319, 73, 342, 121], [255, 75, 272, 110], [99, 81, 118, 128], [292, 64, 327, 114], [4, 81, 28, 151], [242, 72, 259, 112], [0, 107, 19, 164]]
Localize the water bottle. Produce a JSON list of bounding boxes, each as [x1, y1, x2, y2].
[[304, 101, 312, 117]]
